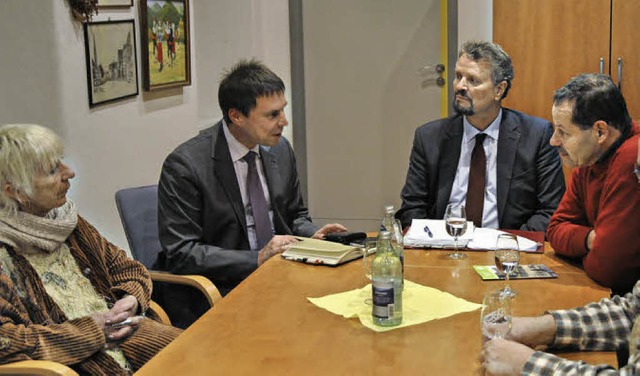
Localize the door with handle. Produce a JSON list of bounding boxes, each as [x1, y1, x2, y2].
[[611, 0, 640, 120], [302, 0, 444, 231]]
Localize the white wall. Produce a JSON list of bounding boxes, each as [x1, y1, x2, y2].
[[194, 1, 294, 131], [457, 0, 493, 47], [0, 0, 292, 254], [0, 0, 492, 252]]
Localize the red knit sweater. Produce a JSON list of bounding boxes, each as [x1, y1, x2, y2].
[[547, 123, 640, 293]]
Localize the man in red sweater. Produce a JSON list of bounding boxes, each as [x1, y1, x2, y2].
[[547, 73, 640, 295]]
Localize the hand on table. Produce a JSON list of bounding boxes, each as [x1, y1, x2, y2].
[[258, 235, 298, 266], [311, 223, 348, 239], [480, 338, 534, 376]]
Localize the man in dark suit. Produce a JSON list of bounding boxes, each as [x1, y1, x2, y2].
[[396, 41, 565, 232], [157, 60, 346, 327]]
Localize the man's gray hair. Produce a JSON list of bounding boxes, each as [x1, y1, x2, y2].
[[0, 124, 63, 214], [459, 40, 514, 99]]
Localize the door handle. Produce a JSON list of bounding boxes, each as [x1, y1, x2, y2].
[[617, 57, 622, 89], [418, 63, 446, 88], [599, 58, 604, 74]]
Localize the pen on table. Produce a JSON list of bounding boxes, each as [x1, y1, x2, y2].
[[423, 225, 433, 238]]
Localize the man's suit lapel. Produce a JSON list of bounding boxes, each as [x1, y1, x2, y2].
[[211, 123, 248, 235], [259, 146, 292, 234], [496, 110, 520, 226], [436, 117, 463, 217]]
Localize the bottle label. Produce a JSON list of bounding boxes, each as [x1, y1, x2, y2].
[[372, 280, 395, 318]]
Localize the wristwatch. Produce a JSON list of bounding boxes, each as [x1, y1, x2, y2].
[[635, 163, 640, 183]]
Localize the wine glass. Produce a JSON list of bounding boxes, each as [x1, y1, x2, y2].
[[481, 289, 512, 340], [362, 239, 377, 305], [392, 218, 405, 273], [445, 204, 468, 259], [362, 239, 377, 281], [495, 233, 520, 298]]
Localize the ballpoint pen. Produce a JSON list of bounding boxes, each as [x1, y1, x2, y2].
[[423, 225, 433, 238]]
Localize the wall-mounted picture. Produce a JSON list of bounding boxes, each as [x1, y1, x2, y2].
[[84, 20, 139, 107], [98, 0, 133, 8], [140, 0, 191, 91]]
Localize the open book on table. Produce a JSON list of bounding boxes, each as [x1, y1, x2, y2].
[[403, 219, 542, 252], [281, 237, 362, 266]]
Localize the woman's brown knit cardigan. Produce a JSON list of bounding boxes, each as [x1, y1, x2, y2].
[[0, 215, 182, 375]]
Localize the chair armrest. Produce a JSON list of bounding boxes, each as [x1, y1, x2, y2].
[[148, 300, 171, 325], [0, 360, 78, 375], [149, 271, 223, 307]]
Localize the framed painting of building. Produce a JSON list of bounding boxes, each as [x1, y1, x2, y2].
[[83, 20, 139, 107], [140, 0, 191, 91]]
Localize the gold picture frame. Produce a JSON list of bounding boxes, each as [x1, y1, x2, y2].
[[140, 0, 191, 91]]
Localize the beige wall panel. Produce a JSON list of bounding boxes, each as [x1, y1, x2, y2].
[[303, 0, 443, 231]]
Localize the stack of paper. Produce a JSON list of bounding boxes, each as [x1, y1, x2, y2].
[[466, 228, 539, 252], [403, 219, 540, 251], [403, 219, 474, 248]]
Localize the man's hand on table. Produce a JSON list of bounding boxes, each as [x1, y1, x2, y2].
[[480, 338, 534, 376], [312, 223, 348, 239], [258, 235, 298, 266]]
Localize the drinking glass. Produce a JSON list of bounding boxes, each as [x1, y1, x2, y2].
[[362, 239, 377, 281], [480, 289, 512, 340], [361, 239, 377, 305], [495, 233, 520, 298], [444, 204, 468, 259]]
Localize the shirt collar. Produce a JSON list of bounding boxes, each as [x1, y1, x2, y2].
[[462, 108, 502, 144], [222, 119, 261, 163]]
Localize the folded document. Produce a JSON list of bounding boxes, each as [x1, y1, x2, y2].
[[404, 219, 475, 248], [467, 227, 539, 252], [404, 219, 539, 251]]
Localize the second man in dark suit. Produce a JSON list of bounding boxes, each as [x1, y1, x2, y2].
[[157, 59, 346, 327], [396, 40, 565, 232]]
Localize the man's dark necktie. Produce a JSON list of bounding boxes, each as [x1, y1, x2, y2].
[[244, 151, 272, 250], [466, 133, 487, 228]]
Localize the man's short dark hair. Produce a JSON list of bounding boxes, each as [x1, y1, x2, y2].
[[218, 59, 285, 124], [459, 41, 514, 100], [553, 73, 631, 133]]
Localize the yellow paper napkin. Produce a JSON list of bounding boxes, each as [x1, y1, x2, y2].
[[307, 279, 482, 332]]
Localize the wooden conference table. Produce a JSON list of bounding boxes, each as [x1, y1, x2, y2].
[[137, 244, 616, 375]]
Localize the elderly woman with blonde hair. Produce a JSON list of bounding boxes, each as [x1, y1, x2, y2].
[[0, 124, 181, 374]]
